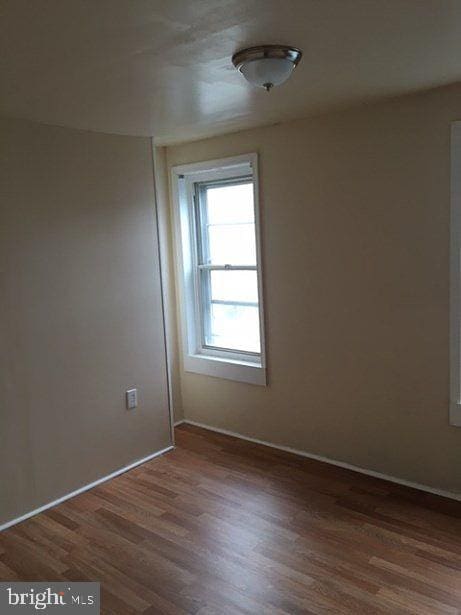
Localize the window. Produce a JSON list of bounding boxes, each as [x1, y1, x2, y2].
[[450, 123, 461, 426], [172, 154, 266, 385]]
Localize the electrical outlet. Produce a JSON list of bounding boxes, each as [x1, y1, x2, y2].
[[126, 388, 138, 410]]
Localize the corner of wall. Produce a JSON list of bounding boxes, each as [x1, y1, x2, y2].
[[152, 143, 184, 424]]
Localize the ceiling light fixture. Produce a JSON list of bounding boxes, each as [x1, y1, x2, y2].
[[232, 44, 302, 91]]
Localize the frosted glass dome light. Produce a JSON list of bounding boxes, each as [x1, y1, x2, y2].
[[232, 45, 302, 91]]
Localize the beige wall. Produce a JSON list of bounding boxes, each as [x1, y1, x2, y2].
[[166, 83, 461, 495], [0, 118, 171, 526]]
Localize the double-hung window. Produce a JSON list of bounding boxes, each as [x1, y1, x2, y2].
[[172, 154, 266, 385]]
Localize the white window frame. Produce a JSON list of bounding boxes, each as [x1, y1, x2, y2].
[[171, 153, 266, 386], [450, 122, 461, 425]]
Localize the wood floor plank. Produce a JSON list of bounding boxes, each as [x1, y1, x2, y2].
[[0, 423, 460, 614]]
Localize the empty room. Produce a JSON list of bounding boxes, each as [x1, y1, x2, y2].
[[1, 1, 461, 613]]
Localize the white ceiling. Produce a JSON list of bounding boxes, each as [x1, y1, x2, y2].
[[2, 0, 461, 144]]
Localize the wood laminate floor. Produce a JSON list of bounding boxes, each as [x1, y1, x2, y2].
[[1, 424, 460, 614]]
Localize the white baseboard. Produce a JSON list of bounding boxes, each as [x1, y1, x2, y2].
[[174, 419, 185, 427], [180, 420, 461, 502], [0, 445, 174, 532]]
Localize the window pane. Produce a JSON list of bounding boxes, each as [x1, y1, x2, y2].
[[206, 183, 254, 225], [210, 270, 258, 304], [206, 303, 260, 353], [208, 224, 256, 265]]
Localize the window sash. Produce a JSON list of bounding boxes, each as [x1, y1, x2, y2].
[[194, 176, 254, 266], [198, 268, 260, 355], [193, 177, 261, 357]]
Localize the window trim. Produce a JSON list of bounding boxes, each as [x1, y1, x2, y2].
[[171, 153, 267, 386], [450, 123, 461, 426]]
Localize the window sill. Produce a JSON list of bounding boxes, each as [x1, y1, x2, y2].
[[184, 353, 266, 386], [450, 401, 461, 426]]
